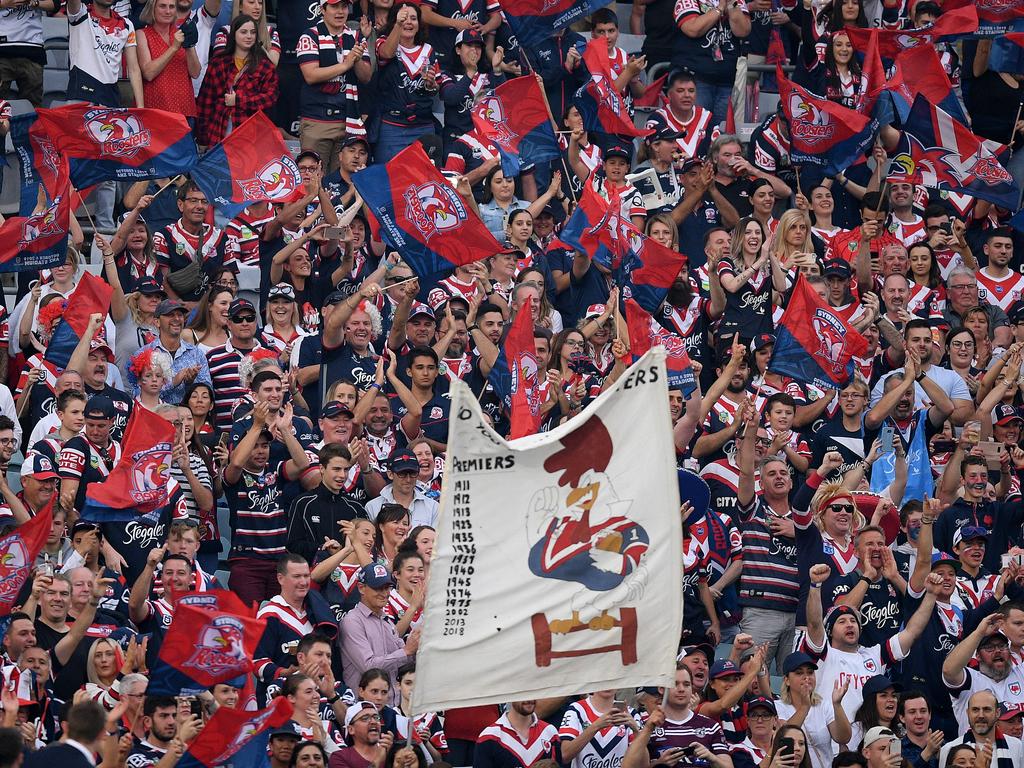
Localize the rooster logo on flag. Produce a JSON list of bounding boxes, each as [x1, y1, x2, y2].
[[209, 705, 279, 765], [18, 196, 66, 249], [237, 157, 302, 201], [82, 109, 152, 159], [473, 95, 518, 149], [510, 350, 541, 419], [812, 307, 849, 377], [788, 93, 834, 145], [404, 183, 467, 241], [183, 615, 249, 679], [128, 444, 172, 509], [0, 537, 31, 608]]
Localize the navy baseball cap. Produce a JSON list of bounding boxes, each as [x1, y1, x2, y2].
[[931, 551, 959, 569], [321, 400, 355, 419], [994, 403, 1024, 427], [134, 276, 165, 295], [359, 563, 395, 589], [84, 395, 116, 420], [746, 696, 777, 715], [862, 675, 902, 697], [782, 652, 818, 675], [20, 452, 58, 481], [228, 298, 257, 320], [709, 659, 742, 679], [389, 448, 419, 474]]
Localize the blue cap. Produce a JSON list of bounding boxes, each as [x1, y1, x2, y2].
[[709, 659, 742, 679], [782, 651, 818, 675], [862, 674, 902, 697], [358, 563, 394, 589], [931, 551, 959, 569], [953, 525, 989, 548], [746, 696, 777, 715]]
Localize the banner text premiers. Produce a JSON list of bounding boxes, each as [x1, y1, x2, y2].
[[445, 478, 475, 637]]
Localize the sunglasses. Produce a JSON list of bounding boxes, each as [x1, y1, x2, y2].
[[232, 315, 257, 323], [827, 503, 855, 514]]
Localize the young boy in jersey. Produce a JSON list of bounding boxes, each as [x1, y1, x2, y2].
[[763, 393, 812, 477], [589, 9, 645, 102]]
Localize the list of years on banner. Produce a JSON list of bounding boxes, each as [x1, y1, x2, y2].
[[445, 478, 475, 637]]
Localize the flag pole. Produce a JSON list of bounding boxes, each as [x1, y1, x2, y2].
[[1010, 102, 1024, 158], [794, 165, 802, 198], [520, 52, 580, 204], [75, 188, 99, 234], [151, 174, 184, 200]]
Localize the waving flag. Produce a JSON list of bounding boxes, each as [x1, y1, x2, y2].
[[944, 0, 1024, 30], [81, 406, 175, 522], [769, 274, 868, 389], [191, 111, 306, 218], [157, 603, 265, 690], [844, 5, 978, 57], [634, 73, 667, 108], [0, 165, 72, 274], [778, 67, 877, 175], [353, 143, 506, 281], [34, 104, 198, 188], [177, 697, 293, 768], [870, 410, 932, 503], [43, 272, 113, 370], [615, 226, 686, 313], [888, 95, 1019, 209], [488, 297, 543, 440], [574, 39, 651, 138], [553, 182, 614, 263], [500, 0, 613, 48], [472, 76, 561, 177], [856, 30, 886, 118], [10, 114, 66, 215], [0, 500, 53, 617], [624, 299, 695, 396], [888, 44, 967, 124]]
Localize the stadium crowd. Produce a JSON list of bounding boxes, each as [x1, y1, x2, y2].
[[0, 1, 1024, 768]]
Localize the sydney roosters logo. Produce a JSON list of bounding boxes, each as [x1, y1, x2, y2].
[[510, 350, 541, 417], [0, 536, 30, 608], [18, 196, 65, 249], [237, 157, 302, 201], [183, 615, 248, 678], [811, 307, 848, 376], [788, 93, 835, 145], [128, 443, 172, 509], [403, 182, 467, 241], [83, 108, 152, 159], [474, 96, 517, 149]]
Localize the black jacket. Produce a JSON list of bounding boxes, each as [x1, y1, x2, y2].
[[286, 484, 367, 564]]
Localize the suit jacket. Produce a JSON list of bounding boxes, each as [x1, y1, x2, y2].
[[24, 742, 94, 768]]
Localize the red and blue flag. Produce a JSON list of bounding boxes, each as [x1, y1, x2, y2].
[[944, 0, 1023, 33], [770, 274, 868, 389], [844, 5, 978, 57], [10, 113, 66, 216], [81, 405, 175, 522], [178, 696, 293, 768], [34, 104, 198, 189], [888, 44, 968, 124], [778, 66, 877, 175], [0, 171, 72, 274], [43, 272, 113, 370], [353, 143, 506, 281], [471, 76, 561, 177], [624, 298, 696, 396], [0, 500, 53, 617], [500, 0, 614, 48], [191, 111, 306, 219], [488, 296, 543, 439], [574, 39, 651, 138], [552, 182, 615, 264], [887, 95, 1018, 209], [613, 223, 685, 314]]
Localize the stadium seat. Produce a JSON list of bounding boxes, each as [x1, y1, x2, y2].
[[618, 33, 645, 54], [0, 153, 21, 217], [41, 15, 68, 41]]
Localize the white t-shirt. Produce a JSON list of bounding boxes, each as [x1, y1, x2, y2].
[[68, 3, 136, 85], [775, 700, 835, 768], [804, 635, 906, 725], [947, 667, 1024, 735]]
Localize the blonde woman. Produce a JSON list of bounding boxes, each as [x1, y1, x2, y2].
[[792, 452, 867, 611], [771, 208, 816, 273], [81, 636, 145, 712], [263, 283, 309, 365]]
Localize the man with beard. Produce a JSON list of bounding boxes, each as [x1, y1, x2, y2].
[[64, 314, 133, 443], [735, 404, 798, 675], [900, 692, 944, 768], [976, 229, 1024, 313], [938, 690, 1024, 768], [332, 701, 397, 768], [474, 700, 560, 768], [832, 526, 906, 647], [805, 563, 940, 724], [693, 345, 751, 465], [126, 695, 201, 768], [867, 324, 959, 437], [658, 259, 724, 391], [943, 615, 1024, 732]]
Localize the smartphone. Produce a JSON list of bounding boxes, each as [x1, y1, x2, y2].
[[1015, 552, 1024, 569], [931, 439, 958, 453], [612, 699, 627, 713], [324, 226, 347, 240], [779, 737, 796, 758], [879, 423, 895, 454], [890, 738, 902, 758], [190, 698, 203, 719]]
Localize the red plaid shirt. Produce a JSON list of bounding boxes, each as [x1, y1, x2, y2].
[[195, 53, 278, 146]]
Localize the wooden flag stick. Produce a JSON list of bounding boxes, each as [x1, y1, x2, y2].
[[151, 174, 184, 200], [1010, 101, 1024, 158]]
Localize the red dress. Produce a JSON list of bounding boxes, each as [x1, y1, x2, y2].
[[142, 25, 197, 117]]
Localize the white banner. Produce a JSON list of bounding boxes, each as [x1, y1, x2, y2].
[[411, 349, 682, 714]]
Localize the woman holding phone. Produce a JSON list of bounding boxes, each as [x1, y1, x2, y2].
[[764, 725, 812, 768]]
